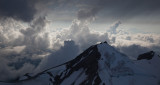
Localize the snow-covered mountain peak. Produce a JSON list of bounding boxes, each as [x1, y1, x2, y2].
[[0, 42, 159, 85], [97, 42, 131, 67]]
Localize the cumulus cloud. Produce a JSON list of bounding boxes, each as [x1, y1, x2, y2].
[[113, 33, 160, 47], [107, 21, 160, 59], [0, 16, 52, 81], [20, 17, 51, 52], [56, 19, 110, 51]]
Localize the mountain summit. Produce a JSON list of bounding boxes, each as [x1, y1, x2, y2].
[[1, 42, 160, 85]]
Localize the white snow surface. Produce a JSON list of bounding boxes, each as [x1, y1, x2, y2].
[[97, 43, 160, 85]]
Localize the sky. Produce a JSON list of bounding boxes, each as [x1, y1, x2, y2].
[[0, 0, 160, 81], [47, 0, 160, 33]]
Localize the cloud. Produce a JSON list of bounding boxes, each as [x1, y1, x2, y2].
[[114, 33, 160, 47], [108, 21, 121, 34], [20, 17, 50, 52], [107, 21, 160, 58], [116, 44, 151, 59], [116, 44, 160, 60], [0, 17, 52, 81], [77, 7, 99, 21], [56, 19, 110, 51], [0, 0, 37, 22], [64, 0, 160, 21], [40, 40, 80, 69], [96, 0, 160, 17], [1, 0, 160, 23], [0, 0, 56, 22], [0, 56, 37, 81], [1, 0, 160, 22]]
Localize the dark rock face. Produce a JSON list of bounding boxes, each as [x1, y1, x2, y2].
[[137, 51, 155, 60], [52, 45, 102, 85]]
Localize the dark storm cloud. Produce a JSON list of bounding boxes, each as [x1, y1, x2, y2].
[[77, 8, 99, 20], [102, 0, 160, 17], [76, 0, 160, 19], [0, 0, 37, 22], [0, 0, 72, 22], [1, 0, 159, 22]]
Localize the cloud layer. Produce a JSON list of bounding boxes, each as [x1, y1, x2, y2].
[[1, 0, 160, 22]]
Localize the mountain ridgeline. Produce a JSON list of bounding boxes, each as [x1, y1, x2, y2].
[[0, 42, 160, 85]]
